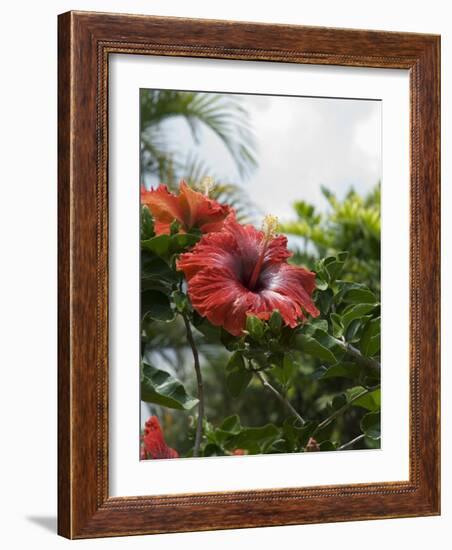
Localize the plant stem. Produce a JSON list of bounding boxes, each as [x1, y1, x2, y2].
[[182, 314, 204, 457], [311, 386, 376, 438], [254, 370, 306, 426], [337, 433, 366, 451], [332, 337, 381, 374]]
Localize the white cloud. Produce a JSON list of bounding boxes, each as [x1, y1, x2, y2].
[[244, 95, 381, 220], [148, 92, 381, 222]]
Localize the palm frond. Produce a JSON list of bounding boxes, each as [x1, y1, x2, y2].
[[140, 89, 257, 180], [181, 151, 259, 223]]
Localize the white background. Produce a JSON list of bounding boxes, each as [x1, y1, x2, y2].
[[0, 0, 449, 549], [110, 56, 409, 496]]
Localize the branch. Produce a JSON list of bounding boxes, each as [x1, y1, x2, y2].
[[182, 314, 204, 457], [337, 433, 366, 451], [254, 370, 306, 426], [311, 386, 377, 438], [332, 337, 380, 374]]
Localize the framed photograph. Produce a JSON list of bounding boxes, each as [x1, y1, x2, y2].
[[58, 11, 440, 538]]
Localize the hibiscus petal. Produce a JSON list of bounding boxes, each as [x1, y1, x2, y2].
[[259, 263, 319, 322], [179, 180, 232, 232], [264, 234, 292, 266], [186, 267, 254, 336], [223, 218, 291, 276], [141, 185, 184, 234], [177, 230, 240, 281]]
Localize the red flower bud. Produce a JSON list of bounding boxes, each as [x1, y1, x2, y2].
[[232, 449, 246, 456], [305, 437, 320, 452], [142, 416, 179, 459]]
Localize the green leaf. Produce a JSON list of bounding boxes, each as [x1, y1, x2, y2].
[[293, 332, 337, 364], [304, 318, 329, 336], [319, 440, 337, 451], [313, 362, 361, 380], [226, 353, 252, 397], [245, 315, 265, 341], [337, 251, 349, 262], [315, 288, 334, 316], [315, 275, 329, 291], [141, 251, 179, 293], [360, 317, 381, 357], [220, 329, 241, 351], [345, 387, 380, 411], [141, 206, 155, 239], [342, 303, 376, 330], [364, 436, 381, 449], [283, 419, 315, 451], [268, 310, 283, 334], [214, 415, 243, 444], [345, 317, 369, 343], [141, 290, 175, 321], [360, 411, 381, 440], [172, 290, 189, 313], [229, 424, 280, 453], [342, 287, 377, 304], [323, 256, 346, 283], [267, 438, 289, 453], [226, 368, 252, 398], [170, 232, 200, 253], [169, 219, 181, 235], [220, 415, 241, 434], [141, 234, 171, 256], [271, 354, 296, 387], [226, 352, 245, 372], [331, 393, 347, 411], [203, 443, 224, 457], [330, 312, 344, 338], [192, 313, 222, 343], [141, 362, 199, 410]]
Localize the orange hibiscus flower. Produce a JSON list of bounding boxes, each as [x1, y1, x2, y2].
[[141, 180, 233, 235]]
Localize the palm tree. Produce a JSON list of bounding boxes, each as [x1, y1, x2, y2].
[[140, 90, 258, 221]]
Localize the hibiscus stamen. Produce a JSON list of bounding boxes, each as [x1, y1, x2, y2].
[[248, 215, 279, 291], [201, 176, 215, 196], [261, 214, 279, 239]]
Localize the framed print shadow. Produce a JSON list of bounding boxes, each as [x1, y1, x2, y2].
[[58, 11, 440, 539]]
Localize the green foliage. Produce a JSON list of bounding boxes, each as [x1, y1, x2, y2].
[[226, 353, 252, 397], [141, 361, 199, 411], [139, 162, 381, 457], [141, 290, 175, 322], [360, 411, 381, 440], [281, 185, 380, 290], [203, 415, 281, 455], [245, 315, 265, 342], [140, 228, 381, 457]]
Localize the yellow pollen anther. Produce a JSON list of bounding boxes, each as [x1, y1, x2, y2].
[[201, 176, 215, 196], [262, 214, 279, 239]]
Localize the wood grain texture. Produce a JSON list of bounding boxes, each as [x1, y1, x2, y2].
[[57, 11, 440, 539]]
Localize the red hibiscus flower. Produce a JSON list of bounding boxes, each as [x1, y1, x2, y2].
[[141, 179, 233, 235], [177, 216, 320, 336], [142, 416, 179, 459], [232, 448, 247, 456]]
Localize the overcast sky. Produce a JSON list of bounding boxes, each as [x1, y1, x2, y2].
[[148, 92, 381, 222]]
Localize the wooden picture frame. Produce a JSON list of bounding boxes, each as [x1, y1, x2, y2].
[[58, 10, 440, 539]]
